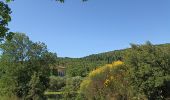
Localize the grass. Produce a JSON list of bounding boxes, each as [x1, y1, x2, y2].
[[44, 91, 64, 95], [44, 91, 79, 95]]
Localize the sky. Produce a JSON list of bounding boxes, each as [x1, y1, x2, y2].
[[5, 0, 170, 58]]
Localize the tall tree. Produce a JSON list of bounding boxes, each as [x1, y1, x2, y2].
[[0, 33, 57, 99]]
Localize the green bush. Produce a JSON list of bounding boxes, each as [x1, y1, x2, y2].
[[48, 76, 66, 92], [125, 42, 170, 99]]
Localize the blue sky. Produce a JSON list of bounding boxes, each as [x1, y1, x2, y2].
[[6, 0, 170, 57]]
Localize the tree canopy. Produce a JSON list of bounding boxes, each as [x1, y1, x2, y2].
[[0, 1, 14, 41], [125, 42, 170, 99], [0, 33, 57, 99]]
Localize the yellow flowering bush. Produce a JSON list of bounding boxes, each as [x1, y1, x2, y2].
[[89, 66, 107, 78], [79, 61, 132, 100], [104, 79, 110, 87]]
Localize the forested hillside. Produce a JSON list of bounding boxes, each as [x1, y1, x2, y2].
[[0, 34, 170, 99], [44, 42, 170, 100], [56, 43, 170, 77]]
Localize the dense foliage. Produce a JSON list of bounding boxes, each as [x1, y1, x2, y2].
[[64, 42, 168, 100], [0, 1, 14, 41], [1, 0, 169, 100], [0, 33, 169, 100], [0, 33, 57, 99], [56, 49, 126, 77], [125, 42, 170, 99], [79, 61, 132, 100]]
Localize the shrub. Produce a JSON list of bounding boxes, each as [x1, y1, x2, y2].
[[48, 76, 66, 92], [79, 61, 132, 100]]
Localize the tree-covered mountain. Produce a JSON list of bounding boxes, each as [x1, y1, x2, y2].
[[56, 43, 170, 77]]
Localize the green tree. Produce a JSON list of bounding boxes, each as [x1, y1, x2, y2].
[[0, 33, 57, 99], [26, 72, 47, 100], [125, 42, 170, 99], [48, 76, 66, 92], [0, 1, 14, 41]]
